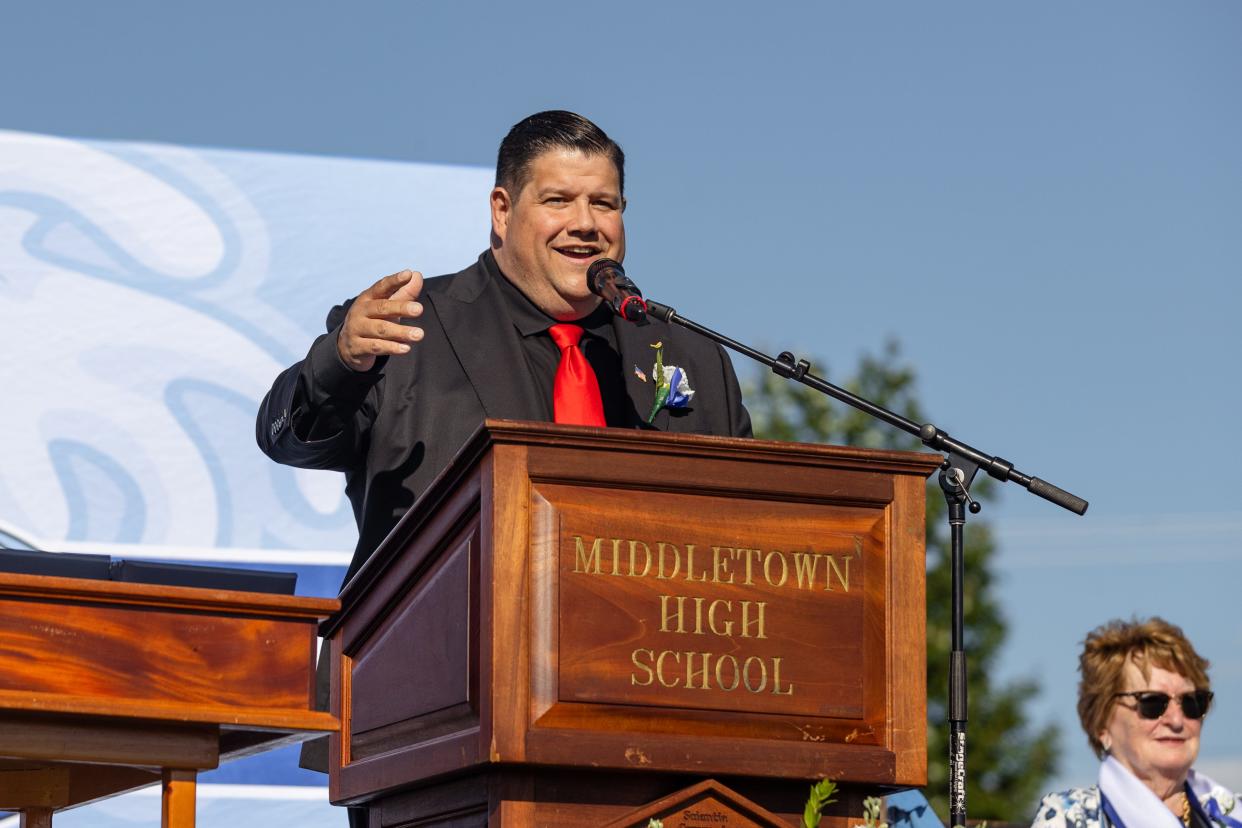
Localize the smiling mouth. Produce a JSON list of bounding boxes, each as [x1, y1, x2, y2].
[[554, 245, 601, 261]]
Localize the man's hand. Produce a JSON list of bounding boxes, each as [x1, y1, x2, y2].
[[337, 270, 425, 373]]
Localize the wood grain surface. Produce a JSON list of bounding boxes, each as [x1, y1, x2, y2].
[[328, 420, 938, 820], [0, 572, 338, 819], [542, 482, 877, 720], [0, 599, 314, 709], [161, 768, 196, 828]]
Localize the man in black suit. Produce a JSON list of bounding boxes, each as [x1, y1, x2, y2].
[[258, 110, 751, 586], [257, 110, 751, 824]]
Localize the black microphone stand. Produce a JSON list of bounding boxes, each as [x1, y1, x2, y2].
[[642, 299, 1088, 828]]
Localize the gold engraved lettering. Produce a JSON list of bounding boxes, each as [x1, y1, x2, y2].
[[690, 596, 707, 635], [628, 540, 652, 578], [763, 550, 789, 587], [686, 651, 711, 690], [630, 648, 654, 686], [636, 652, 793, 695], [792, 552, 820, 589], [609, 538, 623, 576], [657, 542, 681, 580], [575, 536, 849, 595], [733, 548, 760, 585], [573, 535, 603, 574], [660, 595, 687, 634], [740, 601, 768, 639], [707, 599, 733, 636], [711, 546, 735, 584], [656, 650, 680, 687], [684, 544, 709, 583], [771, 656, 794, 695], [824, 552, 853, 592], [714, 654, 740, 691], [743, 655, 768, 693]]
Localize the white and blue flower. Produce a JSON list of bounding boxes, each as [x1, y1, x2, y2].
[[646, 342, 695, 423]]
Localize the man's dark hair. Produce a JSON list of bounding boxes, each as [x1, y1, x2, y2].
[[496, 110, 625, 197]]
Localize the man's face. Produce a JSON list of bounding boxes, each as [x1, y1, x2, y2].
[[491, 148, 625, 320]]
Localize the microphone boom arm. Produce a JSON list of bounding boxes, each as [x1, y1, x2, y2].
[[643, 299, 1087, 515], [645, 295, 1086, 828]]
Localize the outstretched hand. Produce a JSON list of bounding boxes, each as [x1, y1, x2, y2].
[[337, 270, 425, 372]]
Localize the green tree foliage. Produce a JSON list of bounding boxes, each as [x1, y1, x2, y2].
[[745, 340, 1058, 821]]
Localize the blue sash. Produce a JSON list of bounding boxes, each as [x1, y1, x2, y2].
[[1204, 797, 1242, 828], [1099, 791, 1126, 828]]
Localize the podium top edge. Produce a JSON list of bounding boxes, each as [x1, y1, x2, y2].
[[476, 418, 944, 473]]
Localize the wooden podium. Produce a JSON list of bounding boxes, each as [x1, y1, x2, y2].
[[325, 420, 940, 827], [0, 572, 338, 826]]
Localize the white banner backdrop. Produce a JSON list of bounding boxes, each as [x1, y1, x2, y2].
[[0, 129, 493, 815], [0, 129, 490, 559]]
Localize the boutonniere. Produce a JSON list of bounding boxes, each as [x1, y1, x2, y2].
[[646, 342, 695, 423]]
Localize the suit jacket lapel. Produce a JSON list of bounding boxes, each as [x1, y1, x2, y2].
[[613, 315, 671, 431], [429, 257, 547, 422]]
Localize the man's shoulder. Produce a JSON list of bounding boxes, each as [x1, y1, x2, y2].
[[320, 256, 489, 333], [421, 252, 491, 301], [645, 316, 728, 366]]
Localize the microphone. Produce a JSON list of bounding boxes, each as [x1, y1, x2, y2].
[[587, 258, 648, 324]]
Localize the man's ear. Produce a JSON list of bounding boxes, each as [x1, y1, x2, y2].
[[621, 195, 627, 213], [490, 186, 512, 242]]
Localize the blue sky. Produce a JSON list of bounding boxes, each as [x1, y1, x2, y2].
[[3, 0, 1240, 808]]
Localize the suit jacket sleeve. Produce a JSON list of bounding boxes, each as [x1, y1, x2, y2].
[[255, 301, 385, 472]]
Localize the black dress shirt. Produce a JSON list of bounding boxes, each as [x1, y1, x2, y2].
[[485, 251, 632, 427]]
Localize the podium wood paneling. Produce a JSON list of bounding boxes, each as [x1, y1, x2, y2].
[[326, 420, 940, 826]]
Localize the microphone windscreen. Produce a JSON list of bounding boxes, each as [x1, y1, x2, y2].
[[587, 258, 624, 296]]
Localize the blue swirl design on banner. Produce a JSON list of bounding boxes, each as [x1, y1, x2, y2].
[[0, 129, 491, 569], [0, 130, 491, 796]]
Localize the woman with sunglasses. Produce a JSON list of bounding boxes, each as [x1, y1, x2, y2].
[[1031, 617, 1238, 828]]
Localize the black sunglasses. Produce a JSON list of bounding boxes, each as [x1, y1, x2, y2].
[[1112, 690, 1214, 720]]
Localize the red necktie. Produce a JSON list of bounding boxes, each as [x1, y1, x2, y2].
[[548, 323, 606, 427]]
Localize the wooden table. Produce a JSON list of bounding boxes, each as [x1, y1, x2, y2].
[[0, 571, 338, 827]]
